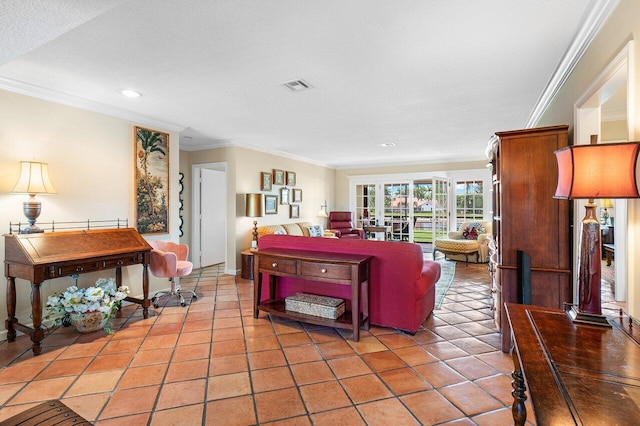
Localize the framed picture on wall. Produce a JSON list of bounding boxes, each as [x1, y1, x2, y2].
[[265, 195, 278, 214], [134, 126, 169, 235], [290, 204, 299, 219], [260, 172, 272, 191], [280, 187, 290, 205], [293, 188, 302, 202], [273, 169, 285, 185], [286, 171, 296, 186]]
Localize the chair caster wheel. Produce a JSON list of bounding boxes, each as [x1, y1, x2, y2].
[[181, 302, 186, 307], [153, 303, 159, 309], [192, 294, 198, 300]]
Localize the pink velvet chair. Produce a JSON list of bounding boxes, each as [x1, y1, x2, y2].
[[328, 211, 364, 239], [149, 241, 197, 308]]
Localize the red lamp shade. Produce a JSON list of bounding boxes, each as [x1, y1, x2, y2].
[[554, 143, 640, 199]]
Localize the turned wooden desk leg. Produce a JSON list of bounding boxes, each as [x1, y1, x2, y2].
[[511, 350, 527, 426], [142, 264, 150, 319], [30, 281, 45, 355], [5, 277, 17, 342]]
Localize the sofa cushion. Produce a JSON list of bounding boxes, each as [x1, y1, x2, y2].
[[296, 222, 314, 237], [258, 225, 286, 238], [283, 223, 304, 236]]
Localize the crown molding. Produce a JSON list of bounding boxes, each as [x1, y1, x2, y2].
[[526, 0, 621, 127], [182, 137, 334, 169], [0, 76, 185, 132]]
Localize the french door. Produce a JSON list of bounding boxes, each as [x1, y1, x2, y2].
[[433, 177, 450, 241], [354, 177, 449, 243]]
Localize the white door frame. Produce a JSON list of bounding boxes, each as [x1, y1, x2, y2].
[[191, 162, 227, 270]]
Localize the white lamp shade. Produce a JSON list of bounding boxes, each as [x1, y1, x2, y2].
[[11, 161, 57, 195]]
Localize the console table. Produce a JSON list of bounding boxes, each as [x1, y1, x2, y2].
[[253, 247, 372, 341], [506, 303, 640, 425], [4, 228, 151, 355]]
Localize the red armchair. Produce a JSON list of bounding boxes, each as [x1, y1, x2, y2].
[[328, 211, 364, 239]]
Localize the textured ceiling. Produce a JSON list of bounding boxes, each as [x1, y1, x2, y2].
[[1, 0, 598, 168]]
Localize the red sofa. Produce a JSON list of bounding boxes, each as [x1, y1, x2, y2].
[[257, 234, 441, 333]]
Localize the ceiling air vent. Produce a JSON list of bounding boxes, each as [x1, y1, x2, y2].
[[281, 79, 313, 92]]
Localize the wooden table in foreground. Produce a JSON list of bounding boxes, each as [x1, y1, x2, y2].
[[4, 228, 151, 355], [506, 303, 640, 425], [253, 247, 372, 341]]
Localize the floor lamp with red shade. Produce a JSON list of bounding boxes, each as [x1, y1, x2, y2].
[[554, 135, 640, 326]]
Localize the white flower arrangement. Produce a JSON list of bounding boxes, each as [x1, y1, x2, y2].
[[45, 277, 130, 326]]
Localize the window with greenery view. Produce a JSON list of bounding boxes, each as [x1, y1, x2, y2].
[[456, 180, 483, 226]]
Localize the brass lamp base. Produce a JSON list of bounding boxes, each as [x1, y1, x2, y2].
[[20, 198, 44, 234], [19, 226, 44, 234], [566, 304, 611, 327]]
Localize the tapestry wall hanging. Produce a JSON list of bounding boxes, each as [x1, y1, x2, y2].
[[134, 126, 169, 234]]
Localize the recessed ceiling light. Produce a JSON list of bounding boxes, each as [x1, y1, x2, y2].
[[380, 142, 396, 147], [121, 89, 141, 98]]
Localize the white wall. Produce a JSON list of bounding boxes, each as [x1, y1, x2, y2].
[[0, 89, 180, 337], [180, 145, 336, 274]]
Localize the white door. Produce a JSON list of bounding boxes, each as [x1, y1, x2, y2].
[[383, 182, 411, 241], [433, 177, 449, 242], [200, 168, 226, 267]]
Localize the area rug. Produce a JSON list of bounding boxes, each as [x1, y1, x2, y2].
[[434, 259, 455, 309]]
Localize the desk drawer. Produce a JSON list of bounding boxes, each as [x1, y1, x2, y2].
[[103, 254, 142, 269], [300, 262, 351, 281], [54, 261, 101, 277], [259, 256, 297, 275]]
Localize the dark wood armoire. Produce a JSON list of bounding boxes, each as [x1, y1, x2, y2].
[[488, 125, 572, 352]]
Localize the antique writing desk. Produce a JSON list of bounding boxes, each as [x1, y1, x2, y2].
[[506, 303, 640, 425], [253, 247, 372, 341], [4, 228, 151, 355]]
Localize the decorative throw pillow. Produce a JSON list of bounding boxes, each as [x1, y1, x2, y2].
[[274, 229, 287, 235], [308, 225, 323, 237], [467, 222, 486, 234], [462, 225, 479, 240], [461, 222, 486, 240]]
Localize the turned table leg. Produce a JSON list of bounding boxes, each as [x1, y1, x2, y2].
[[30, 281, 45, 355], [511, 350, 527, 425], [5, 277, 17, 342]]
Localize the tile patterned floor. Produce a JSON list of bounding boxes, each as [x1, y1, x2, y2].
[[0, 259, 622, 425]]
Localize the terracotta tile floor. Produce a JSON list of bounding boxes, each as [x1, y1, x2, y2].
[[0, 259, 623, 425]]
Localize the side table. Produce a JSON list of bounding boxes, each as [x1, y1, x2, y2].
[[241, 249, 254, 280], [363, 225, 391, 241]]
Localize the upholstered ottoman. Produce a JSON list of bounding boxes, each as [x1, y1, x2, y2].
[[433, 238, 479, 263]]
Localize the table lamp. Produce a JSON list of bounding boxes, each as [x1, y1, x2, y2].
[[10, 161, 57, 234], [246, 193, 263, 251], [554, 136, 640, 326]]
